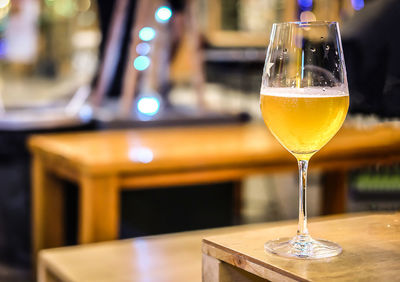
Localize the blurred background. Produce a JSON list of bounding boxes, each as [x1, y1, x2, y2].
[[0, 0, 400, 280]]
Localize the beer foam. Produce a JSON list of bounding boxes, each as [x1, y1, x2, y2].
[[260, 87, 348, 98]]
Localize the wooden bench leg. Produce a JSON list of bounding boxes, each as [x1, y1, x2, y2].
[[37, 254, 56, 282], [37, 257, 47, 282], [233, 181, 242, 224], [321, 170, 348, 215], [78, 175, 119, 243], [202, 254, 265, 282], [32, 155, 65, 265]]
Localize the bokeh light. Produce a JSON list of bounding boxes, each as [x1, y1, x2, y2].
[[0, 0, 10, 9], [137, 97, 160, 116], [300, 11, 316, 22], [133, 56, 150, 71], [54, 0, 77, 17], [45, 0, 54, 6], [77, 0, 91, 12], [0, 0, 10, 20], [298, 0, 313, 10], [351, 0, 364, 11], [78, 104, 93, 122], [0, 39, 6, 58], [155, 6, 172, 23], [136, 42, 151, 56], [129, 147, 154, 163], [139, 27, 156, 41]]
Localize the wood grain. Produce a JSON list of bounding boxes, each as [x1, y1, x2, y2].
[[202, 213, 400, 282], [30, 122, 400, 268], [37, 213, 391, 282], [39, 221, 275, 282]]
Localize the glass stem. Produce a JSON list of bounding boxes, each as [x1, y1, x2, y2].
[[297, 159, 309, 237]]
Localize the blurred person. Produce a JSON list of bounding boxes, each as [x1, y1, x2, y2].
[[342, 0, 400, 117]]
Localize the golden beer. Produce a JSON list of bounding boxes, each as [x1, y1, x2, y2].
[[260, 89, 349, 160]]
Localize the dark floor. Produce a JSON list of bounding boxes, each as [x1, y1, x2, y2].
[[0, 263, 31, 282]]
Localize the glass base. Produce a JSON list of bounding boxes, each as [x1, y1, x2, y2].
[[264, 235, 342, 259]]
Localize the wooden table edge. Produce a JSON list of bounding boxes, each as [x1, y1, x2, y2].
[[201, 212, 396, 282], [39, 250, 76, 282], [202, 239, 309, 282], [37, 213, 386, 282]]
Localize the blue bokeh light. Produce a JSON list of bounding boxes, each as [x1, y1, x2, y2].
[[134, 56, 150, 71], [351, 0, 364, 10], [0, 39, 6, 58], [78, 105, 93, 122], [298, 0, 313, 9], [137, 97, 160, 116], [155, 6, 172, 23], [136, 42, 151, 56], [139, 27, 156, 41]]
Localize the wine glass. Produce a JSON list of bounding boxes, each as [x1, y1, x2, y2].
[[260, 21, 349, 259]]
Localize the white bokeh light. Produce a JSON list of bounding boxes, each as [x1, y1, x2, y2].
[[139, 27, 156, 41], [129, 147, 154, 163], [137, 96, 160, 116], [155, 6, 172, 23]]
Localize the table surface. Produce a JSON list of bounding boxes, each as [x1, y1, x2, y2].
[[38, 213, 396, 282], [39, 222, 264, 282], [29, 122, 400, 175], [203, 213, 400, 282]]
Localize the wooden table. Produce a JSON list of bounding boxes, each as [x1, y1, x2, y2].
[[29, 122, 400, 260], [202, 213, 400, 281], [37, 213, 400, 281]]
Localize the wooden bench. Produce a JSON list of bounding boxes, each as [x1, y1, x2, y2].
[[29, 122, 400, 260], [37, 213, 400, 281]]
